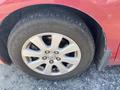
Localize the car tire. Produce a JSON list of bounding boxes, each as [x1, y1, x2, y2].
[[7, 10, 95, 80]]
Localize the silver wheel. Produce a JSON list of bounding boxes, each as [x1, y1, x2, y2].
[[21, 33, 81, 76]]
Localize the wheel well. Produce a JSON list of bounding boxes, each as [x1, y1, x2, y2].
[[0, 4, 106, 64]]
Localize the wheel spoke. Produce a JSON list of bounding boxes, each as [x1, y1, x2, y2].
[[62, 57, 79, 65], [27, 59, 45, 69], [43, 64, 52, 74], [55, 62, 68, 73], [22, 49, 42, 57], [61, 44, 79, 54], [29, 36, 47, 49], [51, 34, 63, 50], [22, 33, 81, 76]]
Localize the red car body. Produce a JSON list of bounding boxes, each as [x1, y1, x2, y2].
[[0, 0, 120, 66]]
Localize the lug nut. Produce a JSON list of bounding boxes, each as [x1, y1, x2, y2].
[[45, 50, 50, 54], [56, 57, 61, 61], [54, 51, 59, 54], [49, 60, 54, 64], [42, 56, 47, 60]]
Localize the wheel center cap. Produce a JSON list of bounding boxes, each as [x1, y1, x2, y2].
[[49, 57, 55, 60], [48, 53, 56, 60]]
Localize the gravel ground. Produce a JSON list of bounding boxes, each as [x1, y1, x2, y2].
[[0, 64, 120, 90]]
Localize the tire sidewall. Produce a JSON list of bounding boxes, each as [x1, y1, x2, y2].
[[8, 18, 94, 80]]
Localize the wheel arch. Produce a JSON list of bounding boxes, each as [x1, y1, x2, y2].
[[0, 4, 106, 65]]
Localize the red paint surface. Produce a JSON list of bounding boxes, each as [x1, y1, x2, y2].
[[114, 43, 120, 64], [0, 0, 120, 65], [0, 0, 6, 4]]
